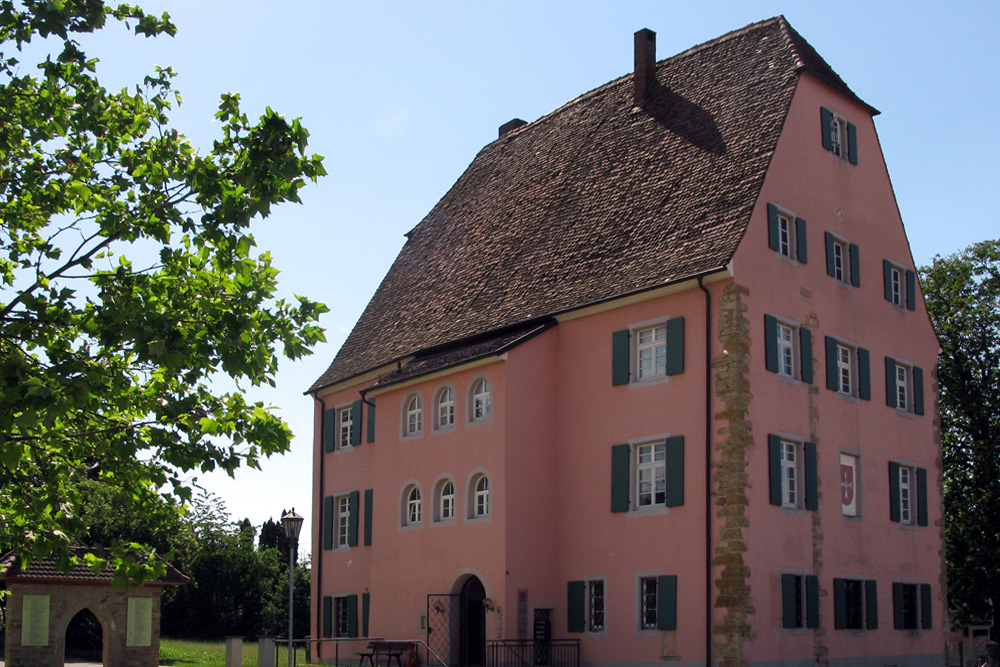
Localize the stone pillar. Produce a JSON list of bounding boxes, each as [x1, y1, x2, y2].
[[225, 636, 243, 667], [258, 636, 276, 667]]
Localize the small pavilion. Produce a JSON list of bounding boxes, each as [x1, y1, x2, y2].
[[0, 549, 187, 667]]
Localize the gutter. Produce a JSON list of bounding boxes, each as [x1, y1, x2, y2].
[[697, 275, 713, 667]]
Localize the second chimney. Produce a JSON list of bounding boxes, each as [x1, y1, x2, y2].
[[633, 28, 656, 105]]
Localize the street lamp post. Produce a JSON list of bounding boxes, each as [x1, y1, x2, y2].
[[281, 509, 304, 667]]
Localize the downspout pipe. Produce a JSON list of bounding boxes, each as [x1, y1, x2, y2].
[[313, 393, 325, 654], [698, 275, 712, 667]]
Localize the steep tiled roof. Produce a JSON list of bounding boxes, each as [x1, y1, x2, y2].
[[0, 549, 189, 586], [310, 16, 869, 392]]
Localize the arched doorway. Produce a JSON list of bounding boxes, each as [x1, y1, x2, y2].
[[459, 576, 486, 667], [64, 607, 104, 665]]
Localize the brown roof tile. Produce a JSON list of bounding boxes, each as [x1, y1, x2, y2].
[[0, 549, 189, 586], [310, 16, 869, 392]]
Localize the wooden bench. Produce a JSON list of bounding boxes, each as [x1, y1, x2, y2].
[[358, 640, 407, 667]]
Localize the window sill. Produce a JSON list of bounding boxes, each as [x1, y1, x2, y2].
[[466, 515, 492, 525], [431, 518, 456, 528], [780, 627, 809, 636], [627, 506, 671, 518], [894, 408, 917, 419], [399, 523, 423, 532], [896, 521, 919, 532], [833, 391, 861, 405], [468, 416, 493, 427], [776, 373, 804, 388], [401, 432, 424, 442], [332, 446, 355, 455], [628, 375, 670, 390], [433, 424, 457, 434], [779, 506, 808, 516]]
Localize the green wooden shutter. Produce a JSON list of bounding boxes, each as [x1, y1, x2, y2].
[[833, 578, 847, 629], [348, 490, 359, 546], [567, 581, 585, 632], [781, 574, 799, 629], [849, 243, 861, 287], [866, 580, 879, 629], [323, 596, 333, 637], [825, 232, 837, 277], [657, 575, 678, 631], [764, 315, 779, 373], [666, 317, 684, 375], [920, 584, 932, 629], [795, 217, 808, 263], [350, 400, 362, 446], [821, 107, 834, 151], [612, 329, 630, 386], [889, 462, 901, 522], [366, 397, 376, 443], [825, 337, 838, 391], [364, 488, 374, 546], [858, 347, 871, 401], [800, 327, 814, 384], [914, 367, 925, 415], [804, 442, 818, 511], [806, 575, 819, 629], [883, 260, 894, 302], [665, 436, 684, 507], [324, 408, 337, 452], [768, 203, 780, 251], [611, 444, 631, 513], [906, 270, 917, 310], [885, 357, 898, 408], [768, 435, 782, 506], [347, 594, 359, 638], [323, 496, 334, 550], [892, 582, 905, 629], [917, 467, 928, 527], [362, 592, 370, 637], [847, 122, 858, 165]]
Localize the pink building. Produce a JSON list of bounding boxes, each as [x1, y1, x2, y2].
[[308, 17, 943, 667]]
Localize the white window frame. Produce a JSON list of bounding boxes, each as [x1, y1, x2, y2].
[[635, 324, 667, 380], [401, 484, 422, 527], [469, 377, 492, 423], [828, 111, 850, 160], [891, 265, 903, 305], [898, 465, 913, 525], [468, 471, 491, 520], [833, 239, 846, 282], [896, 364, 910, 411], [403, 392, 423, 437], [335, 494, 351, 548], [586, 578, 606, 633], [779, 439, 802, 509], [437, 479, 455, 522], [777, 211, 793, 258], [435, 385, 456, 430], [635, 442, 666, 509], [776, 322, 795, 378], [836, 343, 854, 396], [337, 405, 353, 451]]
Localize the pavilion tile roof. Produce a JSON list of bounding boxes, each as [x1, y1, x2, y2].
[[0, 549, 189, 586], [310, 16, 871, 393]]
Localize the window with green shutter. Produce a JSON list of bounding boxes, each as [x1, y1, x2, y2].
[[323, 496, 334, 550], [825, 337, 869, 399], [806, 575, 819, 629], [657, 575, 678, 631], [768, 435, 816, 511], [346, 594, 359, 638], [324, 407, 337, 452], [765, 315, 813, 383], [323, 596, 333, 638], [885, 357, 924, 415], [610, 444, 630, 513], [613, 437, 684, 513], [350, 400, 362, 445], [893, 582, 927, 630], [824, 233, 860, 286], [612, 318, 685, 386], [821, 106, 858, 164], [362, 592, 370, 637], [834, 578, 874, 630], [781, 573, 816, 629], [348, 490, 359, 546], [866, 580, 879, 629], [767, 203, 807, 262]]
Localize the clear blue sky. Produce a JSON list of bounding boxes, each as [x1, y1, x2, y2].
[[75, 1, 999, 556]]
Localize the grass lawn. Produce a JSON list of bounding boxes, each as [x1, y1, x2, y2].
[[159, 637, 320, 667]]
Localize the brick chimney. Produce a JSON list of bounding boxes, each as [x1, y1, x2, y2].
[[499, 118, 527, 139], [634, 28, 656, 105]]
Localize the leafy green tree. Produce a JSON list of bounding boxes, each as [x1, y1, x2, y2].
[[920, 240, 1000, 633], [0, 1, 326, 582]]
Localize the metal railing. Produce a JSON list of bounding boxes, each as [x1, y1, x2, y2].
[[487, 639, 579, 667]]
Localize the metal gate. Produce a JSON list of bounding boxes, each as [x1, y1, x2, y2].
[[427, 594, 462, 666]]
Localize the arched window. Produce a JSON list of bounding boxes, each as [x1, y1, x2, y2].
[[404, 393, 423, 436], [470, 377, 492, 422], [435, 479, 455, 522], [469, 474, 490, 518], [403, 485, 422, 526], [435, 386, 455, 430]]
